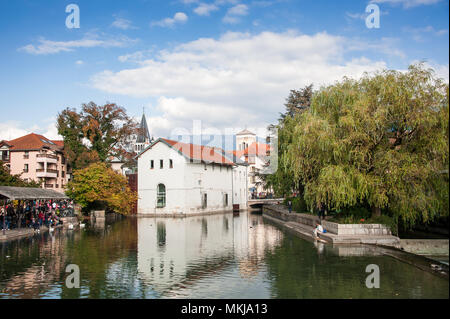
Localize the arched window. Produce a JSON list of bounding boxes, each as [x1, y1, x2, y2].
[[156, 184, 166, 208]]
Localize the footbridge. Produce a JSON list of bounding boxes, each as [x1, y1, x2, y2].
[[248, 198, 284, 208]]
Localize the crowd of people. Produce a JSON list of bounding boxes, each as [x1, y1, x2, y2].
[[0, 200, 74, 232]]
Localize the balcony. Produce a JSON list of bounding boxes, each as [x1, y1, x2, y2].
[[36, 153, 58, 164], [44, 184, 54, 188], [36, 168, 58, 178]]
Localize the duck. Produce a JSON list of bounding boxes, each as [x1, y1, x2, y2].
[[68, 223, 74, 230], [79, 222, 86, 229]]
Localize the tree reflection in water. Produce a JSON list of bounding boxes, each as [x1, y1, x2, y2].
[[0, 212, 448, 299]]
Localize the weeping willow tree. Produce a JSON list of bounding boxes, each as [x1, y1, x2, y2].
[[262, 85, 314, 197], [281, 64, 448, 227]]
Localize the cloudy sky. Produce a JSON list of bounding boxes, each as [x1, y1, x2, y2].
[[0, 0, 448, 141]]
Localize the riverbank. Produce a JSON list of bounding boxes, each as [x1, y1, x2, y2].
[[262, 204, 400, 246], [0, 217, 79, 242], [0, 224, 63, 241], [134, 209, 243, 218], [262, 204, 449, 260], [262, 204, 449, 279]]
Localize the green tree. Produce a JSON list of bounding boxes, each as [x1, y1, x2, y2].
[[0, 161, 41, 187], [65, 162, 138, 215], [57, 102, 138, 170], [284, 64, 448, 227], [261, 85, 314, 197]]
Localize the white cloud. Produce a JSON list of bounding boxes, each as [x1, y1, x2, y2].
[[111, 17, 137, 30], [370, 0, 442, 8], [89, 31, 403, 137], [152, 12, 188, 27], [194, 3, 219, 16], [19, 33, 138, 55], [0, 120, 61, 142], [228, 4, 249, 15], [119, 51, 146, 63], [403, 25, 449, 41], [223, 4, 249, 24], [76, 60, 84, 65]]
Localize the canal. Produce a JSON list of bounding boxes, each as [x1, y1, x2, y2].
[[0, 211, 448, 299]]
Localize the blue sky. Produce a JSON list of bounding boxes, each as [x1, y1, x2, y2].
[[0, 0, 448, 141]]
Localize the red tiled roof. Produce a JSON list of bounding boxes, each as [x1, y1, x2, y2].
[[7, 133, 63, 151], [228, 142, 269, 160], [138, 138, 234, 165], [0, 140, 12, 147], [51, 140, 64, 147]]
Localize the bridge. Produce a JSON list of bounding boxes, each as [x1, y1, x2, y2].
[[248, 198, 284, 208]]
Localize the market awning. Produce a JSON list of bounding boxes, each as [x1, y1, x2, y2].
[[0, 186, 69, 200]]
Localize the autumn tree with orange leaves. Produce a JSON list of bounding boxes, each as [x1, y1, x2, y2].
[[57, 102, 138, 170], [66, 162, 138, 214]]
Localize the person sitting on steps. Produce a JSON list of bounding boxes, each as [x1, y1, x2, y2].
[[313, 222, 324, 239]]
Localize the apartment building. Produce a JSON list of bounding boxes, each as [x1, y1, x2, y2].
[[0, 133, 70, 193], [230, 129, 270, 198]]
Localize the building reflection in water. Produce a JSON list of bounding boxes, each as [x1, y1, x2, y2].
[[137, 211, 283, 296]]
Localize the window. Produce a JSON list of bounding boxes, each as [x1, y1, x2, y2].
[[202, 193, 207, 209], [223, 193, 228, 207], [169, 159, 173, 169], [156, 184, 166, 208], [62, 171, 65, 178], [23, 164, 29, 173], [150, 160, 154, 169], [62, 156, 66, 164], [160, 160, 163, 169]]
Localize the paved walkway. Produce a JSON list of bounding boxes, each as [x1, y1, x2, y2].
[[262, 204, 400, 246]]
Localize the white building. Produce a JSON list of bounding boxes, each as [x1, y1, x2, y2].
[[136, 138, 248, 215], [231, 129, 270, 198]]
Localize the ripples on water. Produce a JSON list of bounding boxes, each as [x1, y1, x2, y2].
[[0, 211, 448, 299]]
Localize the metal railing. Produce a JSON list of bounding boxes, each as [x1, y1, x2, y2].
[[36, 154, 58, 160]]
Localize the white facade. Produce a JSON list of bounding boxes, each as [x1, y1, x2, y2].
[[137, 139, 248, 215], [235, 131, 268, 198]]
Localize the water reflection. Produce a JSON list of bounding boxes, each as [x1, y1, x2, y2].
[[136, 212, 283, 298], [0, 211, 448, 299]]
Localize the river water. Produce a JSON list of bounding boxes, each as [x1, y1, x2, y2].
[[0, 211, 448, 299]]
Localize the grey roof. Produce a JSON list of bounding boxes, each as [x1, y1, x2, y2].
[[136, 113, 151, 143], [0, 186, 69, 200], [236, 129, 255, 136]]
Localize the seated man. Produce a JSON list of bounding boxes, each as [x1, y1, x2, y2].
[[313, 222, 324, 238]]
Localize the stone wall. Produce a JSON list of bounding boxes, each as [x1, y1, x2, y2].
[[263, 204, 392, 236], [399, 239, 449, 256]]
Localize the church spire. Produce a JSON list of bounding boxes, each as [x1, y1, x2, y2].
[[137, 108, 151, 144]]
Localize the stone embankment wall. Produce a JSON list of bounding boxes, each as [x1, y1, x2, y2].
[[399, 239, 449, 256], [263, 204, 392, 236]]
